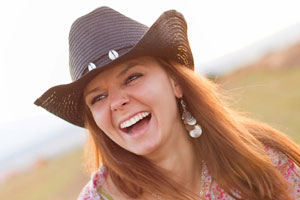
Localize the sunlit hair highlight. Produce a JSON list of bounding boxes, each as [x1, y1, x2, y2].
[[82, 57, 300, 199]]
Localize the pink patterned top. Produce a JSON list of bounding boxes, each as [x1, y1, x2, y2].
[[77, 146, 300, 200]]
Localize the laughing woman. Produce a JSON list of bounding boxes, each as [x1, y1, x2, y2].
[[34, 6, 300, 200]]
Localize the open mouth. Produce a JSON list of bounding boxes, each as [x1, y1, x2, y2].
[[120, 112, 152, 134]]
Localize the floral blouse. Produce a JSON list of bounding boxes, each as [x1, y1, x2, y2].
[[77, 146, 300, 200]]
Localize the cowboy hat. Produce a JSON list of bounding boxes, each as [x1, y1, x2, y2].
[[34, 6, 194, 127]]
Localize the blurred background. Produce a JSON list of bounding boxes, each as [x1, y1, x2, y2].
[[0, 0, 300, 199]]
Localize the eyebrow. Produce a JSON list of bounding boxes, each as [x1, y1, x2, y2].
[[84, 87, 102, 99], [116, 61, 139, 78], [84, 62, 140, 98]]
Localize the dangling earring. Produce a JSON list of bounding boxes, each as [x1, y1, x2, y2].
[[180, 99, 203, 138]]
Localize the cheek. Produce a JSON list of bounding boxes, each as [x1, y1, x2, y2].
[[130, 74, 174, 101], [90, 104, 113, 135], [129, 74, 179, 118]]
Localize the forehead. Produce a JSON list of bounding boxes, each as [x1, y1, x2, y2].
[[84, 56, 164, 91]]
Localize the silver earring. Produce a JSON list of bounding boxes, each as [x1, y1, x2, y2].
[[181, 99, 202, 138]]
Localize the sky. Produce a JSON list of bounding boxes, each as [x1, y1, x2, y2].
[[1, 0, 300, 124]]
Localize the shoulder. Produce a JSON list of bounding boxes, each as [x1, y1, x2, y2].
[[77, 166, 108, 200], [264, 145, 300, 198], [264, 145, 298, 177]]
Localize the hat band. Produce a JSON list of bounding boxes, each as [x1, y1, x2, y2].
[[80, 45, 134, 78]]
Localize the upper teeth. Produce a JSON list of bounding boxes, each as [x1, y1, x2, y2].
[[120, 112, 150, 129]]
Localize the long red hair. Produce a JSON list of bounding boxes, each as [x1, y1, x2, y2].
[[82, 58, 300, 199]]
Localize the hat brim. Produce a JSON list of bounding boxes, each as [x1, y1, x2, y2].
[[34, 9, 194, 127]]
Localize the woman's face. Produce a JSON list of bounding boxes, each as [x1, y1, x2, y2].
[[84, 57, 183, 156]]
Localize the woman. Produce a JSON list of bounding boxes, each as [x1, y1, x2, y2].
[[34, 6, 300, 200]]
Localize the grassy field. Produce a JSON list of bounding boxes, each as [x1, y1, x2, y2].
[[0, 149, 89, 200], [0, 66, 299, 200], [219, 66, 300, 143]]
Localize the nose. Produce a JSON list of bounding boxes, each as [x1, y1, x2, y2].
[[109, 88, 130, 112]]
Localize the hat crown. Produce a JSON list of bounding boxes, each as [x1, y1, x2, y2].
[[68, 7, 148, 81]]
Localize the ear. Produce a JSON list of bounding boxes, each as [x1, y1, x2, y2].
[[169, 76, 183, 98]]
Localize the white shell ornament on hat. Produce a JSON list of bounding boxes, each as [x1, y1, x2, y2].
[[108, 50, 119, 60], [88, 62, 96, 71]]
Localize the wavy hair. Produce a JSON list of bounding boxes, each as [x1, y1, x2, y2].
[[82, 57, 300, 199]]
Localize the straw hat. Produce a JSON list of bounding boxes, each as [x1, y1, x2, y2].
[[34, 6, 194, 127]]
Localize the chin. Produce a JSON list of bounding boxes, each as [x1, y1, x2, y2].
[[126, 136, 162, 156]]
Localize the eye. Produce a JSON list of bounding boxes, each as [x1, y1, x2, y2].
[[124, 73, 143, 85], [90, 93, 107, 105]]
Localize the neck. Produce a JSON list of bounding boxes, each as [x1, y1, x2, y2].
[[145, 121, 201, 190]]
